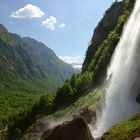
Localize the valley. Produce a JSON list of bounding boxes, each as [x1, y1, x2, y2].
[[0, 0, 140, 140]]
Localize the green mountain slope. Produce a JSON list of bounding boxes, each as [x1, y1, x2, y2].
[[81, 0, 135, 84], [0, 24, 76, 90], [48, 0, 136, 111], [0, 0, 137, 139], [82, 1, 125, 72], [23, 0, 137, 139], [23, 37, 76, 83], [102, 113, 140, 140], [0, 24, 76, 138]]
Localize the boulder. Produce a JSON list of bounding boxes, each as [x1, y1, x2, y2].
[[73, 107, 96, 124], [129, 127, 140, 140], [41, 118, 94, 140], [136, 93, 140, 104]]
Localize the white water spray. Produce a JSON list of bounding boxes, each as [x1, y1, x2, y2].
[[93, 0, 140, 138]]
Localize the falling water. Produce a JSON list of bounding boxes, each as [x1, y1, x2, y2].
[[93, 0, 140, 138]]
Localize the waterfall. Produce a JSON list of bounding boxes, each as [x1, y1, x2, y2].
[[93, 0, 140, 138]]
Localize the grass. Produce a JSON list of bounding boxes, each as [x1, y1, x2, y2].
[[102, 112, 140, 140]]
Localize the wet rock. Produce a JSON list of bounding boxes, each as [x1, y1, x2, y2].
[[73, 107, 96, 124], [78, 107, 96, 124], [41, 118, 94, 140], [135, 138, 140, 140], [136, 93, 140, 104]]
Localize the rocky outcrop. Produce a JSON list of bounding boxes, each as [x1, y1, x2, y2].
[[41, 118, 94, 140], [82, 1, 125, 72], [23, 107, 97, 140], [136, 93, 140, 104], [73, 107, 96, 124], [129, 127, 140, 140]]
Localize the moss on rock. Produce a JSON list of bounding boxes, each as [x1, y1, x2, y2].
[[102, 113, 140, 140]]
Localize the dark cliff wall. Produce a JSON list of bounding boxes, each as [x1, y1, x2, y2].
[[41, 118, 94, 140], [82, 1, 125, 72]]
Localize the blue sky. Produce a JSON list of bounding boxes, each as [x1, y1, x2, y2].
[[0, 0, 115, 64]]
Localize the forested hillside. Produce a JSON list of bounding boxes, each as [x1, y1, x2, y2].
[[24, 0, 137, 139], [0, 24, 76, 139], [0, 24, 75, 89], [48, 0, 135, 110]]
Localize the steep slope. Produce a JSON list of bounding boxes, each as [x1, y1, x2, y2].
[[102, 113, 140, 140], [0, 0, 137, 139], [82, 1, 125, 72], [81, 0, 135, 84], [41, 118, 94, 140], [49, 0, 136, 111], [24, 0, 138, 139], [23, 37, 75, 83], [0, 24, 75, 89], [94, 0, 140, 137], [0, 24, 76, 138]]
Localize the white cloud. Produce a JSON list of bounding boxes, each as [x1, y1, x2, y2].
[[10, 4, 45, 19], [72, 64, 82, 69], [42, 16, 57, 30], [59, 23, 66, 28], [59, 56, 83, 64]]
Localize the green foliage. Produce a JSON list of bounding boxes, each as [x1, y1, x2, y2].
[[39, 95, 54, 113], [0, 0, 136, 139], [0, 83, 56, 139], [83, 0, 135, 84], [82, 1, 125, 72], [54, 80, 74, 107], [42, 0, 136, 122], [125, 0, 135, 11], [54, 72, 92, 108], [0, 24, 76, 92], [70, 74, 78, 89], [89, 31, 119, 82], [25, 87, 103, 137], [102, 113, 140, 140], [0, 90, 37, 138], [0, 24, 77, 138], [0, 25, 11, 46]]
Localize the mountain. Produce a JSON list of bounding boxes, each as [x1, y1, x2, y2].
[[21, 0, 139, 140], [50, 0, 130, 110], [22, 37, 77, 83], [0, 24, 76, 92], [82, 1, 125, 72], [0, 0, 138, 139], [0, 24, 77, 138]]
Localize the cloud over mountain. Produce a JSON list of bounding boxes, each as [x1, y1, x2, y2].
[[59, 56, 83, 64]]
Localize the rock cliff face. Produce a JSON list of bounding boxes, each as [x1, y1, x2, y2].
[[136, 93, 140, 104], [41, 118, 94, 140], [0, 24, 76, 91], [82, 1, 125, 72], [73, 108, 96, 124]]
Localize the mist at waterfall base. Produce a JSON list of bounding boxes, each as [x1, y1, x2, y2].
[[92, 0, 140, 138]]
